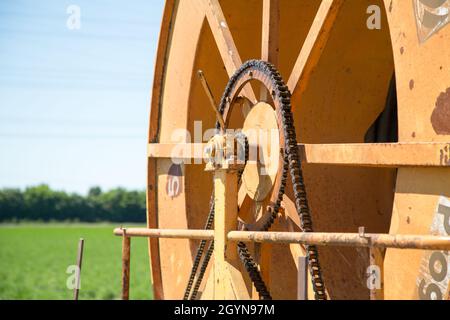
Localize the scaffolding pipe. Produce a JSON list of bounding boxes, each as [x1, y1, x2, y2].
[[227, 231, 450, 250], [114, 228, 214, 240], [113, 228, 450, 250]]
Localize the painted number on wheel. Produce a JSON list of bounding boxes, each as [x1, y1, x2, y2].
[[166, 164, 183, 199], [416, 196, 450, 300]]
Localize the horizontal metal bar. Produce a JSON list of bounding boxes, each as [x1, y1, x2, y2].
[[114, 228, 450, 250], [147, 142, 450, 167], [147, 143, 206, 162], [227, 231, 450, 250], [298, 142, 450, 167], [113, 228, 214, 240]]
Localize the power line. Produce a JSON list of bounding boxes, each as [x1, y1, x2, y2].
[[0, 65, 150, 78], [0, 26, 155, 43], [0, 133, 145, 140], [0, 80, 151, 91], [0, 9, 161, 28], [0, 116, 147, 127]]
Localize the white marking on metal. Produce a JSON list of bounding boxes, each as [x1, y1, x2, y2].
[[416, 196, 450, 300]]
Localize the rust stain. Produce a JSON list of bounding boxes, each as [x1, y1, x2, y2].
[[431, 88, 450, 135]]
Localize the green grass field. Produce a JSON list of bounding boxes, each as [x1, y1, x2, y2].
[[0, 223, 153, 300]]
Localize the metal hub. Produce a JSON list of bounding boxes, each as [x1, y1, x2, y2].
[[241, 102, 280, 202]]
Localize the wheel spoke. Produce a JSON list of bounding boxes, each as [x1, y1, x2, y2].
[[238, 184, 254, 222], [287, 0, 344, 96], [204, 0, 257, 103], [261, 0, 279, 65], [282, 195, 301, 230]]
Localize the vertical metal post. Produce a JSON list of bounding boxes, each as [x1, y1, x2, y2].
[[73, 238, 84, 301], [122, 229, 131, 300], [213, 169, 239, 299], [297, 256, 308, 300]]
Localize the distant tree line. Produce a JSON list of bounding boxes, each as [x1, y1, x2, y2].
[[0, 185, 146, 222]]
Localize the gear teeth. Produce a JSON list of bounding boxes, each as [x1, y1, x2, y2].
[[188, 59, 327, 301]]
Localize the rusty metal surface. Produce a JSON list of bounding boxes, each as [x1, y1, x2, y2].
[[114, 227, 214, 240], [122, 233, 131, 300], [146, 0, 450, 300], [148, 142, 450, 167], [227, 231, 450, 250], [114, 227, 450, 250], [431, 88, 450, 135]]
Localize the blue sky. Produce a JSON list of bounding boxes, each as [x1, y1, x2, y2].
[[0, 0, 165, 194]]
